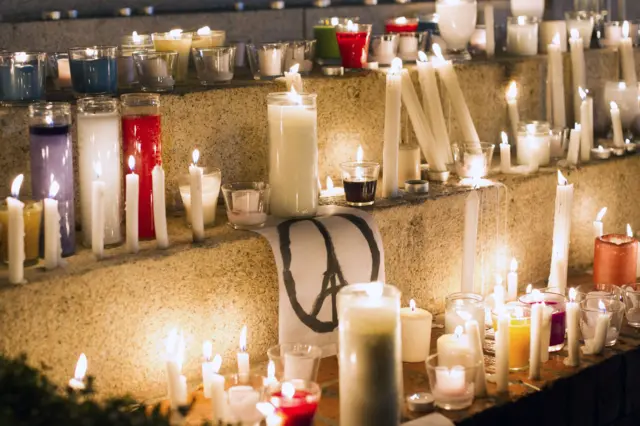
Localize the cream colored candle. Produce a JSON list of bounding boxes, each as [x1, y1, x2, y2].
[[7, 175, 25, 284], [398, 143, 421, 185], [461, 191, 479, 293], [485, 4, 495, 57], [567, 124, 581, 166], [464, 319, 487, 397], [400, 299, 432, 362], [579, 88, 594, 161], [506, 81, 520, 141], [620, 22, 637, 87], [125, 156, 139, 254], [529, 302, 543, 380], [152, 165, 169, 249], [611, 101, 625, 148], [495, 311, 510, 393], [507, 258, 518, 301], [436, 326, 473, 368], [565, 288, 580, 366], [593, 207, 607, 240], [383, 59, 402, 198], [592, 300, 610, 354], [569, 30, 587, 123], [152, 29, 193, 82], [165, 329, 188, 407], [548, 34, 566, 129], [189, 149, 205, 242], [548, 171, 574, 293], [500, 132, 511, 174], [90, 171, 105, 259], [237, 325, 250, 382]]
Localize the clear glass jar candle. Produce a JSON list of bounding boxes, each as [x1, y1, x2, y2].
[[340, 161, 380, 206], [193, 47, 237, 85], [580, 298, 625, 347], [221, 182, 270, 230], [516, 121, 551, 166], [284, 40, 316, 74], [152, 30, 193, 83], [133, 51, 178, 92], [507, 16, 539, 56], [0, 51, 46, 103], [444, 292, 485, 342], [435, 0, 477, 58], [369, 34, 398, 66], [247, 42, 288, 79], [396, 32, 428, 62], [426, 353, 480, 410], [68, 46, 118, 96]]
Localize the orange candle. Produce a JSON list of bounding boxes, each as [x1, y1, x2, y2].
[[593, 234, 637, 286]]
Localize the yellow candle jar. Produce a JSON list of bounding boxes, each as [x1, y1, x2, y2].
[[152, 30, 193, 82], [191, 28, 226, 49], [0, 200, 43, 266], [492, 304, 531, 371]]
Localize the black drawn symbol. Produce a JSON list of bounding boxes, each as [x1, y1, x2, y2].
[[278, 213, 381, 333]]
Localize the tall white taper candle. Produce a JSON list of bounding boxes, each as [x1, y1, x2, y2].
[[152, 164, 169, 249], [7, 174, 25, 284], [189, 149, 205, 241], [91, 163, 105, 258], [126, 155, 139, 253], [383, 58, 402, 197], [44, 180, 61, 270]]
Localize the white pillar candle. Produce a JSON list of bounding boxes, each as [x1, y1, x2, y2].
[[189, 149, 205, 242], [592, 300, 611, 354], [579, 89, 594, 161], [565, 288, 580, 367], [507, 258, 518, 302], [464, 319, 487, 397], [383, 59, 402, 198], [400, 299, 433, 362], [461, 191, 479, 293], [237, 325, 250, 382], [507, 16, 539, 56], [567, 124, 581, 166], [500, 132, 512, 174], [416, 52, 452, 165], [494, 276, 505, 311], [202, 342, 222, 399], [540, 304, 553, 363], [611, 101, 625, 148], [44, 180, 61, 270], [529, 302, 543, 380], [125, 156, 139, 254], [7, 175, 24, 284], [211, 360, 226, 420], [91, 167, 105, 259], [284, 64, 303, 93], [548, 34, 567, 129], [570, 30, 587, 124], [495, 311, 510, 393], [506, 81, 520, 141], [165, 329, 188, 407], [259, 47, 283, 77], [485, 4, 495, 58], [436, 326, 473, 368], [548, 171, 574, 293], [432, 44, 480, 146], [152, 164, 169, 249], [620, 21, 637, 88], [593, 207, 607, 240], [398, 144, 421, 185]]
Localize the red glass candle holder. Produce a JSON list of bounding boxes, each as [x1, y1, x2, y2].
[[385, 17, 419, 33], [268, 380, 321, 426], [593, 234, 638, 286], [335, 23, 372, 69]]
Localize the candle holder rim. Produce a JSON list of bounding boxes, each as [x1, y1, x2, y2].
[[335, 23, 373, 32], [266, 92, 318, 103], [604, 20, 624, 27], [596, 233, 637, 245], [339, 161, 380, 168], [623, 283, 640, 294], [193, 46, 237, 55], [396, 30, 429, 36], [0, 51, 47, 61], [151, 31, 193, 40], [337, 282, 400, 298], [266, 342, 322, 359], [132, 50, 179, 59], [507, 15, 540, 24], [451, 141, 495, 150], [371, 33, 399, 40], [579, 298, 624, 313], [518, 290, 567, 304], [77, 96, 119, 113], [120, 92, 161, 106], [68, 45, 118, 52], [316, 17, 360, 26], [425, 353, 482, 371], [490, 304, 532, 318], [188, 29, 227, 37], [221, 181, 270, 192], [247, 41, 288, 49], [281, 39, 317, 46], [179, 167, 222, 180], [28, 101, 71, 115], [445, 291, 484, 303], [267, 379, 322, 400], [564, 10, 597, 21], [385, 16, 419, 24]]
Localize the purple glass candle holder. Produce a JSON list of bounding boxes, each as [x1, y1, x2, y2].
[[519, 290, 567, 352]]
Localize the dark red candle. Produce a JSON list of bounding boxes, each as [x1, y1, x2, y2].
[[335, 23, 372, 69], [385, 17, 419, 33], [593, 234, 638, 286], [269, 382, 320, 426]]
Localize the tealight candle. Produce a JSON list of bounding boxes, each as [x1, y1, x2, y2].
[[191, 26, 226, 49], [0, 51, 46, 102], [400, 299, 433, 362], [591, 145, 612, 160], [517, 121, 551, 167]]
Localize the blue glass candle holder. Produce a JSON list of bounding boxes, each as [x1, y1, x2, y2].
[[0, 52, 46, 104], [68, 46, 118, 96]]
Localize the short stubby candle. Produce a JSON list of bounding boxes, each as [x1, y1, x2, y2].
[[340, 160, 380, 207], [519, 290, 567, 352], [492, 304, 531, 371], [268, 381, 321, 426], [68, 47, 118, 96], [335, 22, 372, 69], [594, 234, 638, 286], [385, 17, 419, 33], [121, 94, 162, 239]]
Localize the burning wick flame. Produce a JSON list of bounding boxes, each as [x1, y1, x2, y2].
[[610, 101, 619, 111], [212, 354, 222, 373], [132, 31, 141, 43], [410, 299, 416, 312], [506, 81, 518, 102], [515, 306, 524, 318], [579, 87, 587, 101], [49, 180, 60, 199], [325, 176, 334, 191], [168, 29, 183, 39], [598, 299, 606, 313], [128, 155, 135, 173], [203, 340, 213, 361], [627, 224, 633, 238], [569, 288, 577, 303], [557, 170, 568, 186], [526, 284, 532, 294], [11, 174, 24, 198], [197, 26, 211, 36], [552, 33, 561, 46], [432, 43, 445, 62], [623, 21, 630, 39], [454, 326, 463, 338], [418, 51, 428, 63], [166, 328, 185, 370], [287, 86, 302, 105], [596, 207, 607, 222], [395, 16, 407, 24], [288, 63, 299, 74], [365, 282, 384, 298], [510, 258, 518, 272], [73, 353, 87, 381], [267, 360, 275, 380], [501, 131, 509, 145], [192, 148, 200, 166], [356, 145, 364, 163], [281, 382, 296, 399], [239, 325, 247, 352], [391, 57, 402, 72], [346, 19, 357, 31], [570, 29, 580, 41]]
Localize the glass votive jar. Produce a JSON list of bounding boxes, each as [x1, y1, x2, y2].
[[491, 303, 531, 370], [452, 142, 494, 180], [396, 32, 427, 62], [369, 34, 398, 66], [267, 344, 322, 382], [221, 182, 270, 230], [507, 16, 539, 56], [68, 46, 117, 96], [339, 161, 380, 206], [191, 28, 226, 49], [435, 0, 477, 60], [117, 54, 137, 88], [0, 200, 42, 266], [284, 40, 316, 74], [575, 283, 624, 306], [580, 298, 625, 347], [593, 234, 638, 286], [48, 52, 72, 90], [386, 17, 419, 33], [565, 11, 595, 49], [247, 42, 287, 80], [603, 21, 623, 48], [550, 127, 568, 158], [120, 32, 153, 53], [426, 353, 480, 410], [444, 292, 485, 342], [334, 23, 373, 70], [314, 17, 359, 65], [221, 373, 266, 425], [193, 47, 236, 85], [133, 51, 178, 92], [152, 30, 192, 83], [516, 121, 551, 166], [622, 283, 640, 327], [178, 167, 222, 228], [510, 0, 544, 19], [519, 290, 567, 352], [267, 380, 321, 425], [0, 52, 46, 103]]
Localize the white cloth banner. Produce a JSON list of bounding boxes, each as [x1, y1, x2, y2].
[[255, 205, 385, 356]]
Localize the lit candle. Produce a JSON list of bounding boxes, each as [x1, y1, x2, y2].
[[432, 44, 480, 146], [548, 34, 566, 129], [494, 275, 505, 311], [464, 318, 487, 397], [593, 207, 607, 240], [592, 300, 611, 355], [506, 81, 519, 141], [549, 171, 574, 293], [436, 326, 473, 368], [320, 176, 345, 197], [400, 299, 433, 362], [91, 163, 105, 258], [500, 131, 511, 174], [620, 21, 637, 87], [7, 174, 25, 284], [569, 29, 587, 123], [434, 365, 466, 396], [237, 325, 250, 382], [461, 191, 479, 292], [528, 301, 543, 380], [591, 145, 612, 160], [507, 258, 518, 302], [565, 288, 580, 367], [526, 284, 532, 294], [152, 164, 169, 249], [68, 353, 87, 390], [284, 63, 302, 93], [485, 3, 495, 57], [610, 101, 625, 148], [579, 88, 594, 161], [44, 180, 61, 270], [567, 123, 581, 166], [210, 354, 225, 420], [126, 156, 139, 253], [165, 328, 188, 407], [189, 149, 205, 242], [383, 58, 402, 198], [264, 360, 278, 387], [202, 341, 215, 398], [495, 310, 510, 393]]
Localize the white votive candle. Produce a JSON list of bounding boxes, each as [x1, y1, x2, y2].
[[400, 299, 433, 362], [437, 326, 473, 368]]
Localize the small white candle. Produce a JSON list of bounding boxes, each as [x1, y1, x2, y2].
[[461, 191, 480, 293], [529, 302, 543, 380], [7, 175, 25, 284], [579, 88, 594, 161], [126, 156, 139, 254], [436, 325, 473, 368], [165, 328, 188, 407], [507, 258, 518, 302], [540, 303, 553, 363], [152, 164, 169, 249], [592, 300, 611, 354], [620, 21, 637, 88], [68, 353, 87, 390], [494, 275, 505, 311], [284, 63, 302, 93], [189, 149, 205, 242], [485, 4, 495, 57], [500, 131, 511, 174], [570, 30, 587, 124], [548, 171, 574, 293], [592, 145, 612, 160], [567, 123, 581, 166], [548, 34, 566, 129], [506, 81, 520, 141], [211, 355, 226, 420], [611, 101, 625, 148], [593, 207, 607, 240], [259, 46, 283, 77], [202, 341, 217, 399], [44, 180, 61, 270], [495, 310, 510, 393], [237, 325, 250, 382], [565, 288, 580, 367], [400, 299, 433, 362], [383, 58, 402, 198], [464, 318, 487, 397], [91, 163, 105, 259]]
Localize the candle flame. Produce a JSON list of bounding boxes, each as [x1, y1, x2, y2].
[[570, 29, 580, 41], [73, 353, 87, 380], [203, 340, 213, 360], [267, 360, 275, 379], [574, 123, 581, 131], [288, 63, 299, 74], [557, 170, 568, 186], [132, 31, 141, 42], [454, 325, 463, 338], [417, 51, 428, 63], [569, 288, 577, 302], [610, 101, 619, 111], [49, 180, 60, 198], [239, 325, 247, 352], [391, 57, 402, 72], [169, 29, 183, 39], [395, 16, 407, 24], [14, 52, 27, 63], [128, 155, 135, 172], [626, 139, 631, 145], [282, 382, 296, 399], [506, 81, 518, 102], [579, 87, 587, 100], [410, 299, 416, 311], [495, 274, 503, 286], [596, 207, 607, 221], [526, 123, 536, 135], [598, 299, 606, 313], [356, 145, 364, 162], [256, 402, 276, 416], [597, 145, 604, 152], [623, 21, 630, 39], [94, 161, 102, 179], [432, 43, 444, 61], [346, 19, 357, 31], [517, 16, 526, 25], [197, 26, 211, 36], [501, 131, 509, 145], [532, 289, 543, 303], [192, 148, 200, 166], [10, 174, 24, 198], [330, 17, 339, 26], [627, 223, 633, 238], [326, 176, 334, 191], [287, 86, 302, 105], [365, 281, 384, 298], [85, 48, 97, 58], [515, 306, 524, 318], [212, 354, 222, 373], [526, 283, 532, 294], [166, 328, 185, 369], [510, 258, 518, 272], [552, 33, 561, 46]]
